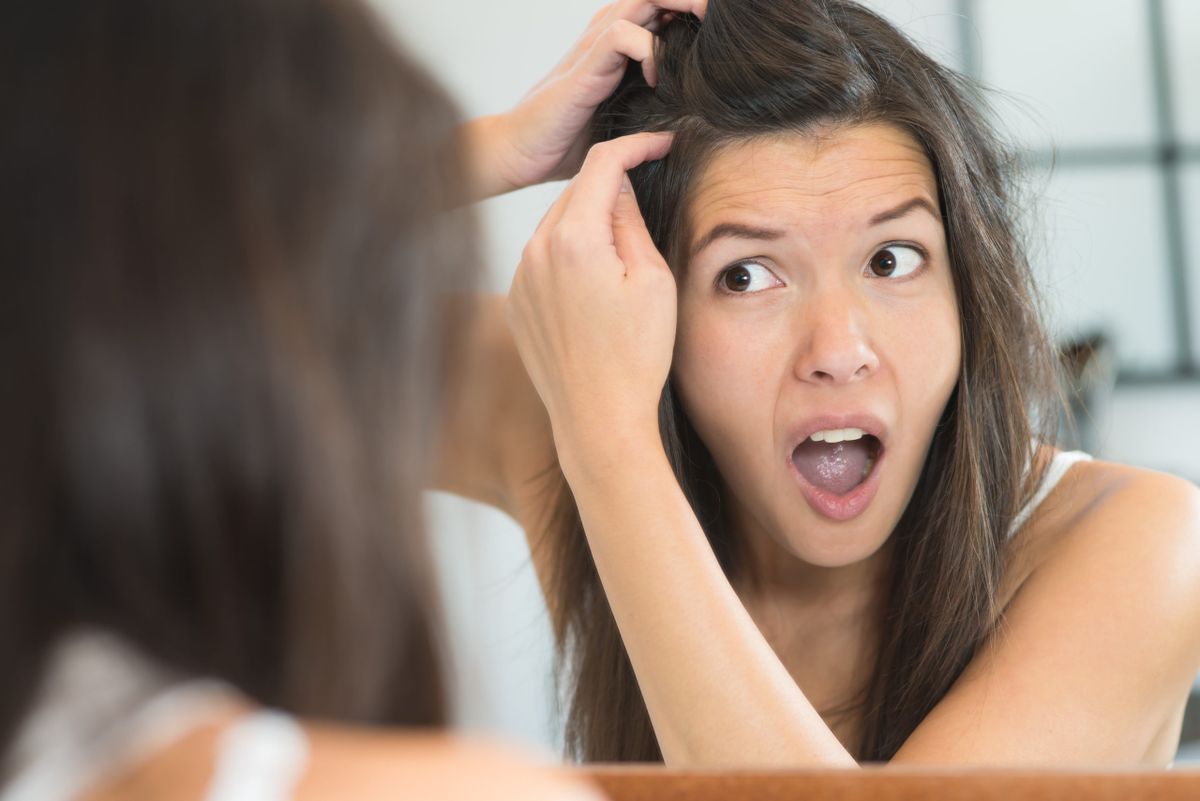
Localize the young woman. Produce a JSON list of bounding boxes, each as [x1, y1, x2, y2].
[[441, 0, 1200, 766], [0, 0, 614, 797]]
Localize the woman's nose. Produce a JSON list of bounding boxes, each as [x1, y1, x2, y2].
[[792, 297, 880, 385]]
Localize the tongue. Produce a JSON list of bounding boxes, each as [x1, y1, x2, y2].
[[792, 439, 872, 495]]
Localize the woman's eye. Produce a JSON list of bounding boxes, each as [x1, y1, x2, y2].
[[867, 245, 924, 278], [718, 261, 780, 294]]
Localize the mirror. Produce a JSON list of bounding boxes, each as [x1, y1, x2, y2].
[[374, 0, 1200, 765]]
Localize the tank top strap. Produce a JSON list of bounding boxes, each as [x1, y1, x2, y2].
[[2, 631, 235, 801], [204, 710, 309, 801], [1007, 448, 1094, 539]]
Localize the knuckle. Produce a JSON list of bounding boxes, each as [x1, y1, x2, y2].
[[551, 222, 586, 261], [549, 226, 574, 257], [584, 140, 616, 167], [605, 18, 636, 41], [519, 240, 539, 267], [522, 227, 553, 264]]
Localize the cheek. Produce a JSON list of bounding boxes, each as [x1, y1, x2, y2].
[[672, 305, 779, 463], [891, 289, 961, 419]]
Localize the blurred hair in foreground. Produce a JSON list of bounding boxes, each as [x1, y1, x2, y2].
[[0, 0, 478, 760]]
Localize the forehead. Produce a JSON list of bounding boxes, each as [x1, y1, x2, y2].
[[687, 123, 939, 239]]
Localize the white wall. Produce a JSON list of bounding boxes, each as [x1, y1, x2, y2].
[[371, 0, 1200, 755]]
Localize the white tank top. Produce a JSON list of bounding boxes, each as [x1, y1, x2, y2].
[[1, 631, 309, 801], [1007, 447, 1094, 540]]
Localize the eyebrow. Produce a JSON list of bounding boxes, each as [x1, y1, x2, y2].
[[689, 196, 941, 259], [868, 196, 941, 226], [689, 223, 785, 259]]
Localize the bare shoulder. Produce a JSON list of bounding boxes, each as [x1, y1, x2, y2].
[[296, 726, 600, 801], [1022, 450, 1200, 567], [1008, 451, 1200, 725], [1052, 455, 1200, 611], [898, 452, 1200, 763], [1003, 447, 1200, 603]]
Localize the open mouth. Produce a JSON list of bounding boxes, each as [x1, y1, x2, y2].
[[790, 431, 883, 497]]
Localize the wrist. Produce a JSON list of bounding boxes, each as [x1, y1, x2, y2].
[[459, 114, 523, 201], [553, 416, 667, 490]]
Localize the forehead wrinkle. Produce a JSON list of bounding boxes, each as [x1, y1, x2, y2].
[[690, 169, 937, 241], [688, 137, 939, 243]]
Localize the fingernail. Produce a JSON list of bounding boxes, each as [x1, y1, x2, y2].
[[620, 176, 633, 194]]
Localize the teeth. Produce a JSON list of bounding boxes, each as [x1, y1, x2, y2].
[[809, 427, 866, 444]]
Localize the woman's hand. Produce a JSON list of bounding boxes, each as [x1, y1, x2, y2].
[[506, 132, 675, 481], [463, 0, 704, 200], [509, 133, 859, 769]]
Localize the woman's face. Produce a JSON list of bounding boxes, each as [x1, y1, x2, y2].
[[673, 123, 960, 569]]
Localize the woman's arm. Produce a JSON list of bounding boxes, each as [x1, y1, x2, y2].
[[433, 0, 709, 513], [564, 429, 857, 765], [432, 294, 555, 517], [456, 0, 707, 203]]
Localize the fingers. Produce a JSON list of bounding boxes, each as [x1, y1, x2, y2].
[[560, 132, 673, 249], [612, 176, 666, 275], [577, 18, 658, 87], [609, 0, 707, 26], [525, 132, 671, 283], [567, 0, 705, 77]]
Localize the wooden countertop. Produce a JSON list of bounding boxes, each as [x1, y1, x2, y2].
[[579, 765, 1200, 800]]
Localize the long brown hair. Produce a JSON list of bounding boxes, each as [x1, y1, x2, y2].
[[1, 0, 475, 760], [546, 0, 1063, 762]]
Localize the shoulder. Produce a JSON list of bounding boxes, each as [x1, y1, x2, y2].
[[1023, 451, 1200, 571], [1006, 448, 1200, 587], [297, 726, 600, 801], [1054, 458, 1200, 625], [897, 454, 1200, 762], [1004, 453, 1200, 716], [1008, 448, 1200, 614]]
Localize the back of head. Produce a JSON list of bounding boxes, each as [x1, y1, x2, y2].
[[1, 0, 475, 755], [554, 0, 1060, 762]]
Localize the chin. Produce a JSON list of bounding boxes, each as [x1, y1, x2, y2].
[[775, 506, 896, 569]]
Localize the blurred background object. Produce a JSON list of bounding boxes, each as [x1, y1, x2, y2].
[[371, 0, 1200, 762], [1057, 331, 1118, 454]]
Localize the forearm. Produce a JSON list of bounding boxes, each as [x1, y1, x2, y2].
[[458, 115, 523, 202], [560, 434, 858, 768]]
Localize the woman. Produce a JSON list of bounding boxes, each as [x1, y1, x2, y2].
[[441, 0, 1200, 766], [0, 0, 622, 797]]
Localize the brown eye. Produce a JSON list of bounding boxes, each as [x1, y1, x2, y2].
[[718, 260, 778, 294], [723, 264, 752, 291], [870, 249, 897, 277], [867, 245, 923, 279]]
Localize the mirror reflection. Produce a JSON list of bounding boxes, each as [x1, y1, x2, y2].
[[10, 1, 1199, 794], [380, 0, 1200, 767]]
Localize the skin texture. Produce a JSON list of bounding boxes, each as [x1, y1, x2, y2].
[[674, 125, 960, 598]]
